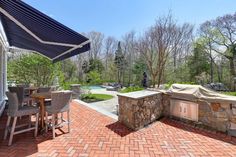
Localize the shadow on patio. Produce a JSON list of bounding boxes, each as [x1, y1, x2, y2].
[[106, 121, 134, 137], [160, 117, 236, 145]]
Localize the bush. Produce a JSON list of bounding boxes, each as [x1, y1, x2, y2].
[[86, 71, 102, 85], [80, 94, 113, 103], [222, 92, 236, 96], [120, 86, 144, 93], [8, 53, 59, 86]]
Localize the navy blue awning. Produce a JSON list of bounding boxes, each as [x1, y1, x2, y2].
[[0, 0, 90, 62]]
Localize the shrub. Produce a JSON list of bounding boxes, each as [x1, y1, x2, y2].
[[80, 94, 113, 103], [222, 92, 236, 96], [86, 71, 102, 85], [120, 86, 144, 93]]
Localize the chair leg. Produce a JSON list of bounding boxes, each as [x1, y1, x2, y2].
[[45, 112, 48, 133], [34, 113, 39, 137], [52, 114, 55, 139], [67, 110, 70, 133], [61, 113, 63, 123], [8, 117, 17, 146], [55, 113, 58, 125], [4, 116, 11, 140], [28, 114, 32, 128]]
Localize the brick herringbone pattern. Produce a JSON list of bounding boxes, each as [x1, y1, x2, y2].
[[1, 101, 236, 157]]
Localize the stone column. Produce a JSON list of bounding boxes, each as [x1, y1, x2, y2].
[[118, 91, 163, 130], [70, 84, 81, 99]]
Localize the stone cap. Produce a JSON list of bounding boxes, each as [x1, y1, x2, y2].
[[117, 90, 160, 99], [70, 84, 81, 87]]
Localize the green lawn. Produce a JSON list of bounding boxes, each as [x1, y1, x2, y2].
[[222, 92, 236, 96], [80, 94, 113, 103]]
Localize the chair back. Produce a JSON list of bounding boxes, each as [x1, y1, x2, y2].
[[50, 86, 57, 92], [17, 84, 29, 88], [37, 87, 51, 93], [50, 91, 72, 113], [6, 92, 19, 116], [17, 84, 30, 97], [8, 86, 24, 104]]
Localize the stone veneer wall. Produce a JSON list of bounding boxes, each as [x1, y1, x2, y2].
[[198, 101, 236, 132], [161, 93, 236, 133], [118, 89, 236, 134], [118, 93, 163, 130]]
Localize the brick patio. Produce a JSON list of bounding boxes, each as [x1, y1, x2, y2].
[[0, 101, 236, 157]]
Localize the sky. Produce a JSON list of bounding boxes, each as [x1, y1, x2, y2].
[[23, 0, 236, 39]]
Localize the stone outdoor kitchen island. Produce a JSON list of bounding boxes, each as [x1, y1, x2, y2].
[[117, 91, 163, 130]]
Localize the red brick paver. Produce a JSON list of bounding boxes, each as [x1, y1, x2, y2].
[[1, 101, 236, 157]]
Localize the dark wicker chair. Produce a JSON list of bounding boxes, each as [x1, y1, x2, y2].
[[8, 86, 32, 106], [4, 92, 39, 146], [45, 91, 72, 139]]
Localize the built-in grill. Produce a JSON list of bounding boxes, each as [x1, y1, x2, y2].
[[166, 84, 236, 135]]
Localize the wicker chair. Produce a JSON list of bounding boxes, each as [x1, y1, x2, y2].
[[37, 87, 53, 105], [4, 92, 39, 146], [45, 91, 72, 139], [8, 86, 32, 106], [17, 84, 30, 97], [37, 87, 51, 93]]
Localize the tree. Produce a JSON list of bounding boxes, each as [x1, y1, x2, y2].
[[132, 57, 147, 85], [188, 43, 210, 83], [87, 31, 104, 60], [200, 12, 236, 89], [137, 14, 193, 87], [104, 36, 117, 78], [82, 58, 104, 74], [86, 71, 102, 85], [114, 42, 126, 83], [122, 31, 136, 85], [88, 58, 104, 72], [8, 53, 60, 86], [61, 59, 78, 82]]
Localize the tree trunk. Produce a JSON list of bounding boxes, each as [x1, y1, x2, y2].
[[210, 57, 214, 83], [157, 67, 164, 88], [215, 64, 221, 83], [229, 58, 236, 90], [151, 74, 157, 88]]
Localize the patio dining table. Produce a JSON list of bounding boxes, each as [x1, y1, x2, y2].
[[31, 92, 51, 129]]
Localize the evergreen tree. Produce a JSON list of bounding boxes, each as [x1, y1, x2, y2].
[[188, 43, 210, 82], [114, 42, 126, 83]]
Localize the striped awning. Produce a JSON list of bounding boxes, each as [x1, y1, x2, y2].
[[0, 0, 90, 62]]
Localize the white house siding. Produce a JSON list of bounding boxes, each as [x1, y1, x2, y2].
[[0, 43, 6, 116], [0, 19, 8, 116]]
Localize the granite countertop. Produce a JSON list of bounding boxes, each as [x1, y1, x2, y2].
[[117, 90, 160, 99]]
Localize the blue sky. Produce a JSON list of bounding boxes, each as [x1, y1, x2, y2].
[[24, 0, 236, 39]]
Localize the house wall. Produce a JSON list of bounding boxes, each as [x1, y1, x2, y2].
[[0, 19, 8, 116], [0, 42, 7, 116]]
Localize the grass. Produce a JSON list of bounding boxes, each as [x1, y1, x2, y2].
[[80, 93, 113, 103], [222, 92, 236, 96], [119, 86, 144, 93]]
